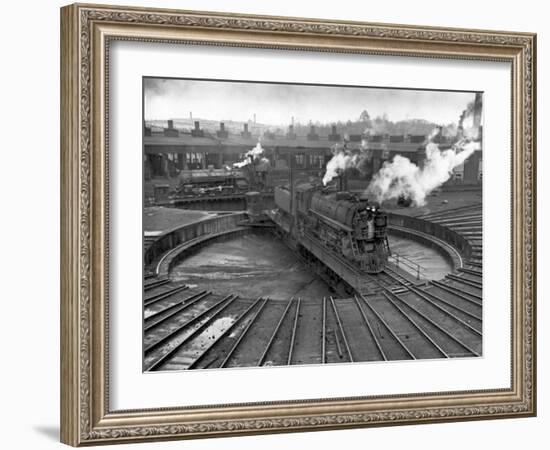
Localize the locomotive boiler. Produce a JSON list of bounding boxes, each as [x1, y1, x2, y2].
[[274, 183, 390, 274]]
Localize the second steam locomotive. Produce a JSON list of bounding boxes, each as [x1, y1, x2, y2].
[[273, 183, 390, 274]]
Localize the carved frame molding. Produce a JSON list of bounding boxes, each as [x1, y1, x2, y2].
[[60, 3, 536, 446]]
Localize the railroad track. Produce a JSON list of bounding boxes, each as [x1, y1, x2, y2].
[[145, 292, 242, 371], [375, 268, 415, 294], [143, 275, 482, 370], [381, 270, 481, 356], [143, 283, 480, 370], [143, 203, 483, 370], [144, 278, 171, 292], [422, 204, 483, 265]]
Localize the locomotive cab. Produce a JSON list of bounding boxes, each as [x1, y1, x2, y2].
[[353, 205, 389, 273]]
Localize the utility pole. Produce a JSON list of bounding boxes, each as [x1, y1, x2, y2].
[[289, 152, 295, 223]]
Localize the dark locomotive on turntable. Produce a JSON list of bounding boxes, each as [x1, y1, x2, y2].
[[273, 181, 391, 274]]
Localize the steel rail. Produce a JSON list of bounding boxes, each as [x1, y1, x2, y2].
[[429, 214, 482, 223], [187, 297, 264, 370], [144, 284, 189, 307], [375, 271, 405, 290], [144, 294, 232, 353], [321, 297, 327, 364], [219, 298, 269, 368], [430, 280, 482, 303], [353, 295, 387, 360], [465, 260, 483, 268], [421, 202, 482, 214], [446, 274, 483, 289], [458, 268, 483, 285], [459, 232, 483, 238], [430, 215, 482, 223], [384, 269, 482, 334], [333, 330, 343, 358], [417, 203, 482, 220], [329, 297, 354, 363], [455, 270, 484, 284], [413, 287, 482, 322], [432, 220, 483, 228], [446, 225, 483, 232], [429, 211, 482, 218], [382, 265, 413, 283], [381, 292, 449, 358], [287, 298, 302, 365], [147, 294, 239, 371], [145, 289, 208, 320], [404, 285, 482, 333], [385, 291, 480, 357], [359, 294, 416, 360], [144, 279, 170, 292], [144, 291, 210, 331], [257, 298, 294, 366], [458, 267, 483, 277]]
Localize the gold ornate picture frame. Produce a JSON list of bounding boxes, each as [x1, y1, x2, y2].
[[60, 3, 536, 446]]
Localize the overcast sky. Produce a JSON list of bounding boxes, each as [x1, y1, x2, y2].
[[144, 78, 478, 126]]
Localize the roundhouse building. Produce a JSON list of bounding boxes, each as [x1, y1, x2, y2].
[[143, 121, 482, 186]]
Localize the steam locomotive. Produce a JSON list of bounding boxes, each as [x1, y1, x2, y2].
[[273, 182, 390, 273]]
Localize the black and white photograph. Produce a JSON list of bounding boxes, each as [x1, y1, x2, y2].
[[142, 77, 483, 372], [0, 0, 542, 447]]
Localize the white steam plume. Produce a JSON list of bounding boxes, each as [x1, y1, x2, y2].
[[366, 135, 479, 206], [233, 160, 249, 168], [322, 140, 371, 186], [233, 141, 265, 168]]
